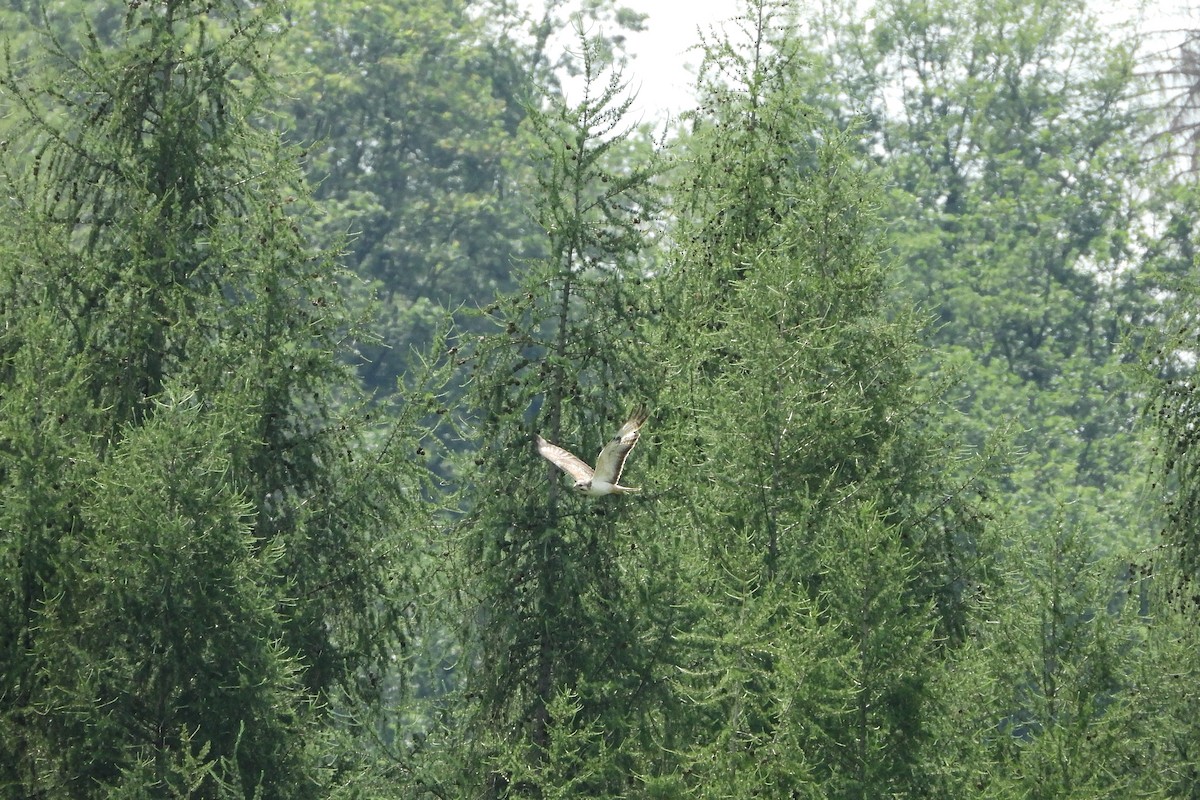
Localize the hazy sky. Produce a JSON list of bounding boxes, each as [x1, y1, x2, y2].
[[559, 0, 1192, 121], [616, 0, 739, 120]]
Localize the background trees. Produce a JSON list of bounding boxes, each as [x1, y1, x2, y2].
[[276, 0, 542, 392], [796, 0, 1153, 548], [274, 0, 648, 395], [3, 0, 1200, 796]]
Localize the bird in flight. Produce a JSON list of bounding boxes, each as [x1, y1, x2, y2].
[[536, 406, 648, 496]]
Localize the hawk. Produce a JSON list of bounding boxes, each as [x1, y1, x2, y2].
[[536, 406, 648, 496]]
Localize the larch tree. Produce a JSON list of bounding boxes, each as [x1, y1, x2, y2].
[[446, 34, 669, 798], [640, 2, 997, 795], [921, 512, 1169, 798], [0, 1, 435, 795], [1137, 176, 1200, 800]]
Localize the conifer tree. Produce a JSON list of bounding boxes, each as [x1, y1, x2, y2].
[[448, 34, 667, 798], [1136, 203, 1200, 798], [922, 516, 1163, 798], [0, 1, 433, 795], [643, 2, 996, 794]]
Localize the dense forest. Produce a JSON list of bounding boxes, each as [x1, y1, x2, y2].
[[2, 0, 1200, 796]]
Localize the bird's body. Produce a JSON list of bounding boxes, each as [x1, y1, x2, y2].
[[536, 406, 648, 496], [581, 479, 623, 497]]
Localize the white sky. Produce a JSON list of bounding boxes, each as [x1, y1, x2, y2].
[[581, 0, 1196, 123], [616, 0, 741, 121]]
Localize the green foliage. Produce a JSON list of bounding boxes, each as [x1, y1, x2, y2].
[[5, 0, 1200, 794], [922, 516, 1166, 798], [0, 1, 436, 795], [276, 0, 543, 392], [447, 33, 666, 797], [272, 0, 651, 396], [663, 527, 847, 799], [637, 3, 999, 795], [1144, 202, 1200, 581], [491, 688, 628, 800], [796, 0, 1154, 551], [1137, 180, 1200, 799], [21, 388, 310, 796]]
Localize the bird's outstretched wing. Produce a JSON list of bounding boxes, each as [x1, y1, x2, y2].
[[536, 435, 594, 483], [592, 405, 648, 484]]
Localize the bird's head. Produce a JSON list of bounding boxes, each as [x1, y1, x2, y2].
[[572, 479, 592, 493]]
